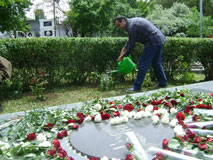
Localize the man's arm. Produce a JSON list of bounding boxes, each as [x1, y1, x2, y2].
[[117, 47, 126, 61]]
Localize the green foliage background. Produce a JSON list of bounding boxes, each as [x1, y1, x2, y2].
[[0, 37, 212, 98]]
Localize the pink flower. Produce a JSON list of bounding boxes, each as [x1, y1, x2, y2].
[[26, 132, 36, 141], [57, 149, 67, 158], [46, 149, 56, 157], [126, 143, 133, 151], [193, 136, 202, 143], [61, 130, 68, 137], [52, 139, 60, 149], [72, 124, 79, 129], [162, 139, 169, 149], [208, 93, 213, 96], [113, 111, 120, 117], [200, 144, 207, 150]]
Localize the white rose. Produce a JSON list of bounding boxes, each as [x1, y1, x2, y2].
[[145, 104, 154, 112], [94, 104, 102, 110], [110, 117, 121, 125], [37, 133, 46, 142], [169, 119, 178, 127], [140, 111, 146, 118], [162, 115, 170, 124], [38, 141, 51, 147], [153, 110, 159, 115], [121, 110, 129, 116], [101, 156, 109, 160], [134, 112, 142, 120], [128, 111, 136, 118], [112, 158, 121, 160], [145, 111, 152, 117], [85, 116, 92, 121], [170, 108, 177, 114], [152, 115, 159, 124], [159, 108, 168, 115], [174, 125, 185, 136], [120, 116, 128, 123], [94, 114, 102, 123]]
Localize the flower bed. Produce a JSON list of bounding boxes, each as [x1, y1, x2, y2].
[[0, 88, 212, 160]]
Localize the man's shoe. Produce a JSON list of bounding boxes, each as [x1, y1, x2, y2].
[[126, 88, 140, 92]]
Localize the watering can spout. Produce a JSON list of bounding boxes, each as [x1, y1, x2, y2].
[[111, 56, 136, 74]]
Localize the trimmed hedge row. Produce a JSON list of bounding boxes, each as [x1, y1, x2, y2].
[[0, 37, 212, 97]]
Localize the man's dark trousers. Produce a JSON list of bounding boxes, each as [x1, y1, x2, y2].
[[133, 45, 167, 90]]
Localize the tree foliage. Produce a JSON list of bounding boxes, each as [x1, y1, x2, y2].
[[0, 0, 32, 32], [147, 3, 191, 36], [66, 0, 154, 37]]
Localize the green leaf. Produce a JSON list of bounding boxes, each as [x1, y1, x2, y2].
[[168, 139, 181, 150]]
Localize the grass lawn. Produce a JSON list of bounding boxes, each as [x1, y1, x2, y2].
[[0, 73, 205, 114]]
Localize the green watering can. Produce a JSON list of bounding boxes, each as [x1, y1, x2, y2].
[[111, 56, 136, 74]]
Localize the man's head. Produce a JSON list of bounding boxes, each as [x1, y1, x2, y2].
[[114, 15, 127, 29]]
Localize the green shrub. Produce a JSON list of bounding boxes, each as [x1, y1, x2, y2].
[[0, 37, 212, 97]]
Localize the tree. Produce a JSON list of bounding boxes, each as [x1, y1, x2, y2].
[[147, 3, 191, 36], [0, 0, 32, 32], [66, 0, 154, 37]]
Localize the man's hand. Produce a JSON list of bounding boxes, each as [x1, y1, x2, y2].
[[117, 48, 126, 61]]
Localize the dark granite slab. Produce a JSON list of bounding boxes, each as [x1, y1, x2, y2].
[[68, 118, 174, 159]]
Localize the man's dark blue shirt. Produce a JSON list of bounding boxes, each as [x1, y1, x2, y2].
[[124, 17, 167, 57]]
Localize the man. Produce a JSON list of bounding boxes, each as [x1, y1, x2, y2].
[[114, 15, 167, 92]]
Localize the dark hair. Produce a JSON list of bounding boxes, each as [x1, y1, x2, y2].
[[114, 15, 127, 23]]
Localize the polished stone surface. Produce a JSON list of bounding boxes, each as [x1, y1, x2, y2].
[[68, 119, 174, 159]]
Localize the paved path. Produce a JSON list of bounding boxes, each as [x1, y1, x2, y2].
[[0, 80, 213, 121]]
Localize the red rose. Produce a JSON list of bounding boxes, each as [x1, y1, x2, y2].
[[109, 105, 117, 109], [123, 104, 134, 112], [164, 102, 173, 108], [153, 106, 159, 111], [135, 101, 140, 105], [200, 144, 207, 150], [76, 112, 85, 118], [184, 135, 189, 142], [72, 124, 79, 129], [66, 119, 76, 124], [44, 123, 54, 131], [170, 100, 178, 105], [47, 149, 56, 157], [162, 139, 169, 149], [77, 116, 84, 124], [57, 132, 64, 139], [126, 143, 133, 151], [89, 158, 99, 160], [137, 108, 143, 112], [126, 154, 135, 160], [180, 93, 184, 97], [66, 157, 75, 160], [198, 99, 202, 101], [188, 130, 196, 138], [26, 132, 36, 141], [165, 96, 170, 100], [176, 112, 185, 121], [178, 120, 187, 128], [57, 149, 67, 158], [208, 93, 213, 96], [193, 136, 202, 143], [205, 137, 213, 143], [118, 105, 123, 109], [109, 101, 114, 104], [142, 103, 148, 107], [101, 113, 111, 120], [52, 139, 60, 148], [192, 115, 200, 122], [156, 152, 166, 160], [113, 111, 120, 117], [184, 108, 192, 115], [61, 130, 68, 137]]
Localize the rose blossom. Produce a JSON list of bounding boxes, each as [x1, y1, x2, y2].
[[89, 157, 99, 160], [94, 104, 102, 110], [52, 139, 60, 148], [144, 111, 152, 117], [174, 125, 185, 136], [123, 104, 134, 112], [57, 132, 64, 139], [37, 133, 46, 142], [176, 112, 185, 121], [200, 144, 207, 150], [193, 136, 202, 143], [170, 108, 177, 114], [145, 104, 154, 112], [162, 139, 169, 149], [94, 114, 102, 122], [26, 132, 36, 141], [162, 115, 170, 124], [152, 115, 160, 124], [120, 116, 128, 123], [61, 130, 68, 137], [85, 116, 92, 121], [101, 156, 109, 160], [47, 149, 56, 157], [113, 111, 120, 117], [169, 119, 178, 127], [101, 113, 111, 120], [38, 141, 51, 147], [126, 154, 135, 160], [44, 123, 54, 130], [57, 149, 67, 158]]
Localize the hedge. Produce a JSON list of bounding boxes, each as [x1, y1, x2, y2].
[[0, 37, 212, 97]]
